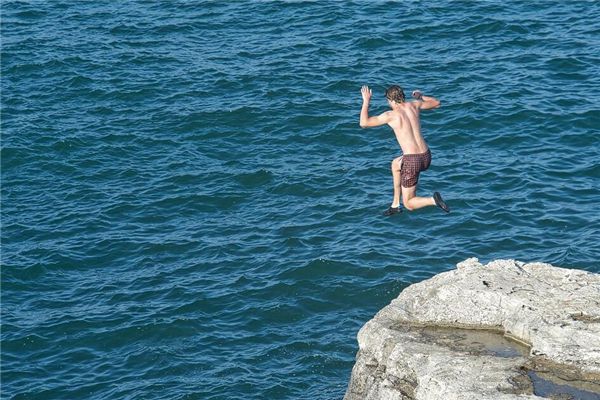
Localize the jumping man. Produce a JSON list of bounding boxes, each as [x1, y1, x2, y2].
[[359, 85, 449, 215]]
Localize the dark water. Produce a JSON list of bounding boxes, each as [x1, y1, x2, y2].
[[529, 371, 600, 400], [2, 1, 599, 399]]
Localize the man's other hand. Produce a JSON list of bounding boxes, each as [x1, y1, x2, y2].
[[361, 85, 372, 103]]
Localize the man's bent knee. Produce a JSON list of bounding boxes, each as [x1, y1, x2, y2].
[[402, 186, 417, 210]]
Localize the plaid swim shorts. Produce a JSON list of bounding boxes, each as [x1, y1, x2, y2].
[[401, 149, 431, 188]]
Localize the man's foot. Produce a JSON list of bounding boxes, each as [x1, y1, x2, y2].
[[433, 192, 450, 213], [383, 206, 402, 216]]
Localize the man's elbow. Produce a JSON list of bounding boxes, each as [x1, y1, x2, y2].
[[359, 121, 368, 128], [421, 99, 441, 110]]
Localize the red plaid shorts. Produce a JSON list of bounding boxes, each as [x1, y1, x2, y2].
[[401, 149, 431, 188]]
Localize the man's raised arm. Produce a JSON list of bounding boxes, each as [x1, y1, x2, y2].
[[412, 90, 441, 110], [360, 85, 390, 128]]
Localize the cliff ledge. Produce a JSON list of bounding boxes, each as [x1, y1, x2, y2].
[[344, 258, 600, 400]]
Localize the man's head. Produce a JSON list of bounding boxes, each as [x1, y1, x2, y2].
[[385, 85, 406, 104]]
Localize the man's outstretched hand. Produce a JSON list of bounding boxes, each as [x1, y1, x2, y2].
[[361, 85, 372, 103]]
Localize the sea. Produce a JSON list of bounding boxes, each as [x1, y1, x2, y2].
[[2, 1, 599, 399]]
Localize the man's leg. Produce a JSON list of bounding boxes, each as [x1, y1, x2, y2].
[[391, 157, 402, 207], [402, 185, 435, 211]]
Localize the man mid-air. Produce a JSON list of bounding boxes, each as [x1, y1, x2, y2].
[[359, 85, 449, 216]]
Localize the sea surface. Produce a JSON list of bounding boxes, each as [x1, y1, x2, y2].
[[2, 1, 599, 399]]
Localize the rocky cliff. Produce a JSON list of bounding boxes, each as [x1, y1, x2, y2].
[[344, 258, 600, 400]]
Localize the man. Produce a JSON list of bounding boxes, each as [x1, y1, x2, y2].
[[359, 85, 449, 216]]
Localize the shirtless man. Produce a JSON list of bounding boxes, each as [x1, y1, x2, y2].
[[359, 85, 449, 215]]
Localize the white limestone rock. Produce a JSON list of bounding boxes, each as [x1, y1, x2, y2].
[[344, 259, 600, 400]]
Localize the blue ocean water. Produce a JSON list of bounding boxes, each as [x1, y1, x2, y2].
[[1, 1, 599, 399]]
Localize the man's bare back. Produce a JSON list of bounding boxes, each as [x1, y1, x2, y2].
[[358, 84, 449, 215], [360, 86, 439, 155], [381, 102, 429, 155]]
